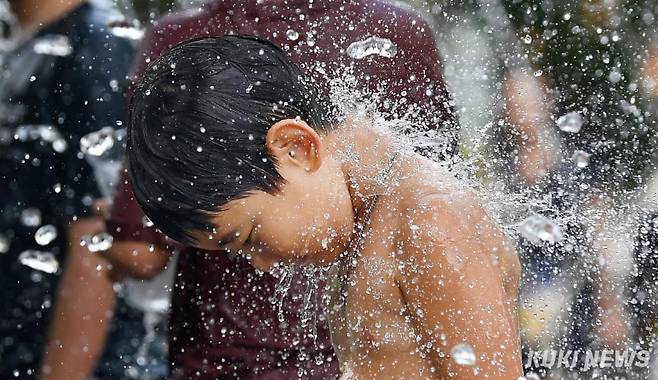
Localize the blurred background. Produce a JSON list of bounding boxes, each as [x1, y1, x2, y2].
[[2, 0, 658, 379]]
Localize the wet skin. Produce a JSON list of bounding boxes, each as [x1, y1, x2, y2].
[[327, 156, 521, 379], [190, 119, 522, 379]]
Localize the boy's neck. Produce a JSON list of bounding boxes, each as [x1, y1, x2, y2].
[[324, 121, 402, 230], [11, 0, 85, 31]]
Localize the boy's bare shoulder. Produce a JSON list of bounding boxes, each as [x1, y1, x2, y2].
[[397, 170, 487, 241], [393, 168, 508, 266], [392, 167, 520, 293]]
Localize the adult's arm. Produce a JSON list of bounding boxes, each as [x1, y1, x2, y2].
[[41, 218, 115, 380]]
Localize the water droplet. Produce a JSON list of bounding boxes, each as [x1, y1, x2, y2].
[[18, 250, 59, 273], [33, 35, 73, 56], [346, 36, 398, 59], [522, 373, 541, 380], [81, 232, 114, 253], [571, 150, 591, 168], [110, 25, 145, 40], [29, 75, 36, 82], [0, 234, 10, 253], [142, 215, 154, 228], [35, 224, 57, 246], [109, 79, 119, 91], [20, 208, 41, 227], [608, 69, 622, 83], [80, 127, 119, 156], [286, 29, 299, 41], [450, 343, 476, 366], [519, 214, 563, 244], [556, 111, 584, 133], [52, 138, 67, 153]]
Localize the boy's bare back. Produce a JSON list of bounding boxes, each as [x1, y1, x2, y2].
[[328, 154, 522, 379]]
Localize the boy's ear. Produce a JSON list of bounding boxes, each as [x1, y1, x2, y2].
[[266, 118, 322, 172]]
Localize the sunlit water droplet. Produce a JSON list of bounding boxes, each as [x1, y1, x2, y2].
[[80, 127, 117, 156], [81, 232, 114, 252], [346, 36, 398, 59], [518, 214, 563, 244], [571, 150, 591, 168], [450, 343, 476, 366], [286, 29, 299, 41], [20, 208, 41, 227], [18, 250, 59, 273], [556, 111, 584, 133], [33, 35, 73, 56], [34, 224, 57, 246]]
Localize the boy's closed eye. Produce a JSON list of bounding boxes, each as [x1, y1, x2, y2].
[[218, 226, 255, 249]]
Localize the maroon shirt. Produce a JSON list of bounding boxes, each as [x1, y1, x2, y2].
[[110, 1, 455, 378]]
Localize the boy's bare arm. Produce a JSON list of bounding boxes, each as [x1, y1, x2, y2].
[[397, 193, 522, 379]]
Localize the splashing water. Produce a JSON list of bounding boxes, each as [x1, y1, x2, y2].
[[13, 124, 67, 152], [450, 343, 477, 366], [80, 127, 126, 199], [20, 208, 41, 227], [571, 150, 591, 169], [34, 224, 57, 246], [80, 127, 119, 156], [518, 214, 563, 245], [270, 263, 296, 324], [18, 250, 59, 273], [346, 36, 398, 60], [80, 232, 114, 253], [556, 111, 584, 133], [33, 35, 73, 56]]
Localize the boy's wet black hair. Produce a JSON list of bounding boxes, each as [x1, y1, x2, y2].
[[127, 35, 337, 245]]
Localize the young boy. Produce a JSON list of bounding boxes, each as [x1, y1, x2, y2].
[[127, 35, 522, 379]]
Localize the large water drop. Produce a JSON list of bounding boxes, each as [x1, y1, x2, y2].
[[556, 111, 584, 133], [81, 232, 114, 253], [286, 29, 299, 41], [80, 127, 117, 156], [34, 224, 57, 246], [571, 150, 591, 168], [346, 36, 398, 59], [518, 214, 563, 244], [20, 208, 41, 227], [450, 343, 476, 366], [33, 35, 73, 56], [18, 250, 59, 274]]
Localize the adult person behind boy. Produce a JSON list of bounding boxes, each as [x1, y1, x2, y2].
[[0, 0, 136, 379], [46, 1, 457, 378], [127, 35, 522, 380]]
